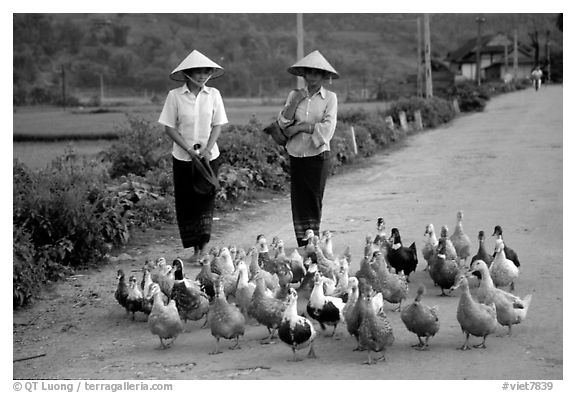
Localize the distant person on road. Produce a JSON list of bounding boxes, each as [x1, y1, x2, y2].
[[531, 65, 543, 91], [277, 50, 339, 247], [158, 50, 228, 264]]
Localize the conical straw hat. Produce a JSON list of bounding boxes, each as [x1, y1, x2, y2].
[[169, 50, 224, 81], [287, 50, 339, 79]]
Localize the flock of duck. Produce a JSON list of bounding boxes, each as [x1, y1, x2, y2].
[[114, 211, 532, 365]]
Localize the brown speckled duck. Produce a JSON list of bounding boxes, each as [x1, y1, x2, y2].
[[115, 269, 129, 311], [370, 250, 408, 311], [170, 258, 210, 328], [470, 231, 493, 279], [357, 280, 394, 365], [400, 284, 439, 350], [207, 277, 246, 355], [429, 237, 460, 296], [247, 276, 288, 344], [126, 275, 144, 321]]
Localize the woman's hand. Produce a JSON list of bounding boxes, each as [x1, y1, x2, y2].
[[289, 89, 308, 106], [199, 148, 213, 161], [186, 146, 197, 158], [284, 122, 314, 138], [282, 89, 308, 120]]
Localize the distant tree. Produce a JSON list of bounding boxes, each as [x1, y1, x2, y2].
[[110, 23, 131, 47], [108, 48, 138, 86], [528, 29, 540, 66], [13, 14, 57, 55], [136, 34, 166, 63], [55, 19, 85, 54]]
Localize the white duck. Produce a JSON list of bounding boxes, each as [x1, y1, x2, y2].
[[450, 211, 472, 265], [320, 230, 335, 260], [147, 283, 183, 349], [439, 225, 458, 261], [218, 247, 236, 275], [422, 223, 439, 271], [490, 238, 519, 291], [470, 260, 532, 336], [451, 273, 498, 350]]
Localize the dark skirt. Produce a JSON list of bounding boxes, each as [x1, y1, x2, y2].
[[290, 152, 331, 247], [172, 156, 220, 249]]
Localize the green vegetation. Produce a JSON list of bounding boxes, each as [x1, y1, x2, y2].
[[13, 13, 562, 105]]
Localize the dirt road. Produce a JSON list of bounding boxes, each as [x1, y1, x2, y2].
[[13, 85, 563, 381]]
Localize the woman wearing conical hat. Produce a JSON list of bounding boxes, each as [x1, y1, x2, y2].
[[277, 50, 339, 247], [158, 50, 228, 263]]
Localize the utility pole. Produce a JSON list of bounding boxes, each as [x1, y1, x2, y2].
[[296, 13, 305, 89], [99, 74, 105, 105], [61, 64, 67, 108], [416, 17, 423, 98], [475, 14, 486, 86], [513, 29, 519, 80], [423, 13, 433, 98], [545, 29, 551, 83], [504, 42, 509, 76]]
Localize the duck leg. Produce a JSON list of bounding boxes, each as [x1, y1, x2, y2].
[[260, 328, 275, 345], [330, 324, 339, 338], [422, 335, 431, 350], [167, 337, 178, 348], [473, 335, 488, 349], [287, 347, 302, 362], [209, 338, 222, 355], [363, 350, 375, 365], [459, 333, 471, 350], [229, 336, 241, 350], [307, 343, 317, 359], [411, 336, 425, 349]]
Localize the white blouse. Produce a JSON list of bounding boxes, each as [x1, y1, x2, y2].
[[277, 86, 338, 158], [158, 84, 228, 161]]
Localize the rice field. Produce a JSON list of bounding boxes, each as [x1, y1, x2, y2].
[[13, 100, 390, 170], [13, 140, 114, 170]]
